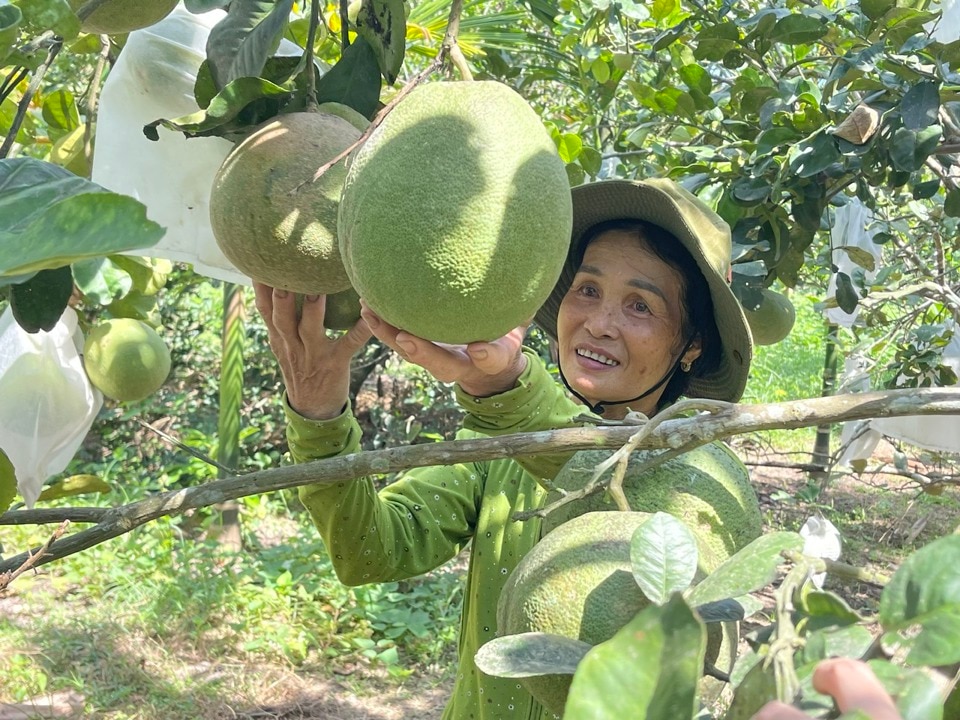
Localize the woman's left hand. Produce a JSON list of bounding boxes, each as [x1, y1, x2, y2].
[[360, 303, 528, 397]]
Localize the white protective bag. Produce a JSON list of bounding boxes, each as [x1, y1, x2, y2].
[[0, 307, 103, 507]]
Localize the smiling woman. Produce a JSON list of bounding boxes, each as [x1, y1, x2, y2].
[[255, 177, 759, 720]]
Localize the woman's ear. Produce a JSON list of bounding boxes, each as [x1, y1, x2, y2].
[[682, 335, 703, 367]]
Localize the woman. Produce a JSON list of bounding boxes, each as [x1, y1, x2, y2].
[[255, 178, 754, 719]]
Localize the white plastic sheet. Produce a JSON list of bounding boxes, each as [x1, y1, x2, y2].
[[824, 199, 882, 329], [800, 515, 841, 589], [0, 307, 103, 507], [91, 4, 245, 283]]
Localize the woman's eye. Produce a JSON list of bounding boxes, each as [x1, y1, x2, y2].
[[576, 283, 598, 297], [632, 300, 649, 313]]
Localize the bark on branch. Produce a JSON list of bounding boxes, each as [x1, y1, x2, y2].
[[1, 387, 959, 574]]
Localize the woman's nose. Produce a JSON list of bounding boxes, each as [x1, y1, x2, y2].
[[582, 303, 619, 338]]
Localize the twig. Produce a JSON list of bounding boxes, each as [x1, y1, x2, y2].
[[339, 0, 349, 49], [782, 550, 891, 587], [0, 521, 70, 592], [304, 0, 322, 110], [289, 0, 468, 194], [136, 419, 237, 476], [0, 66, 29, 104], [0, 507, 109, 525], [0, 39, 63, 158], [1, 387, 959, 572], [767, 559, 808, 704], [83, 34, 111, 167]]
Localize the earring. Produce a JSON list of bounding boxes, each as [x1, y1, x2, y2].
[[680, 360, 692, 373]]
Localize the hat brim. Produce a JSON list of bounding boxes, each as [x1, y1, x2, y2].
[[534, 180, 753, 403]]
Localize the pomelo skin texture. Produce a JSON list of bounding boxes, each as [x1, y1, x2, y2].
[[83, 318, 171, 402], [69, 0, 179, 35], [497, 511, 730, 716], [338, 80, 573, 344], [210, 112, 362, 295]]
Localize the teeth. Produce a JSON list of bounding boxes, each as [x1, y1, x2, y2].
[[577, 348, 618, 366]]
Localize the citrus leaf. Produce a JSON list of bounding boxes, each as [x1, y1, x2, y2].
[[834, 271, 859, 314], [557, 133, 583, 163], [72, 257, 133, 305], [0, 192, 165, 278], [686, 531, 804, 607], [945, 188, 960, 218], [696, 597, 749, 622], [205, 0, 295, 89], [861, 0, 895, 19], [474, 633, 591, 678], [756, 127, 799, 156], [798, 589, 863, 628], [725, 660, 778, 720], [578, 146, 602, 176], [18, 0, 79, 39], [901, 81, 940, 130], [630, 512, 699, 605], [0, 448, 16, 516], [144, 75, 294, 140], [37, 474, 110, 502], [314, 36, 382, 118], [41, 88, 80, 139], [839, 245, 877, 272], [9, 266, 73, 334], [867, 660, 943, 720], [788, 132, 840, 177], [769, 14, 827, 45], [355, 0, 407, 84], [797, 624, 874, 666], [0, 158, 103, 235], [0, 4, 23, 64], [564, 594, 705, 720]]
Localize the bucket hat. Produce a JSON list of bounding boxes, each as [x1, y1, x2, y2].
[[534, 178, 753, 403]]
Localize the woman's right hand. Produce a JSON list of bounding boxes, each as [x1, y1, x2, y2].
[[360, 303, 528, 398], [254, 283, 372, 420]]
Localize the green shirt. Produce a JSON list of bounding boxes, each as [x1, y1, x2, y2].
[[287, 350, 581, 720]]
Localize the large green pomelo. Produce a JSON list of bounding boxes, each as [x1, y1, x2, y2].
[[210, 111, 362, 295], [544, 442, 762, 561], [69, 0, 178, 35], [496, 511, 733, 716], [338, 80, 572, 344], [744, 288, 796, 346], [83, 318, 171, 402]]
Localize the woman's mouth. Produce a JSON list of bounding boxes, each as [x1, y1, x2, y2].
[[576, 348, 619, 367]]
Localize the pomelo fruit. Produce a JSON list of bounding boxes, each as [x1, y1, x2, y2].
[[497, 511, 734, 715], [83, 318, 171, 402], [69, 0, 179, 35], [744, 288, 796, 346], [294, 287, 363, 331], [543, 442, 763, 561], [337, 80, 572, 344], [210, 111, 363, 295]]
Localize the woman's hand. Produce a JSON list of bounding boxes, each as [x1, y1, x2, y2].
[[254, 283, 372, 420], [360, 303, 528, 398], [751, 658, 901, 720]]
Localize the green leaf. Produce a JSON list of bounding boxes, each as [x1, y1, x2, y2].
[[679, 63, 711, 95], [1, 193, 165, 277], [355, 0, 407, 84], [693, 22, 739, 62], [834, 272, 859, 314], [867, 660, 944, 720], [17, 0, 80, 39], [901, 81, 940, 130], [0, 157, 101, 234], [769, 14, 827, 45], [725, 661, 778, 720], [650, 0, 676, 22], [756, 127, 800, 156], [797, 624, 874, 665], [473, 633, 591, 678], [205, 0, 295, 89], [0, 4, 23, 64], [40, 89, 80, 140], [630, 512, 699, 605], [9, 265, 73, 333], [880, 534, 960, 665], [0, 449, 16, 516], [72, 257, 134, 305], [686, 532, 804, 607], [144, 76, 294, 140], [313, 36, 382, 119], [590, 57, 610, 84], [861, 0, 896, 20], [564, 595, 705, 720], [788, 132, 840, 178], [557, 133, 582, 163], [944, 188, 960, 217], [696, 596, 753, 622], [578, 146, 602, 176]]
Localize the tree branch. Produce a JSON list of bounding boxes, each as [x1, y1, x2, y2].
[[0, 521, 70, 592], [0, 39, 63, 158], [2, 387, 960, 574]]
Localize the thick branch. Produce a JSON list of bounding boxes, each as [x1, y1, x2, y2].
[[1, 387, 959, 573]]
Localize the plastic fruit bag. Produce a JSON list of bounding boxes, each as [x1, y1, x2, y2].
[[0, 306, 103, 507]]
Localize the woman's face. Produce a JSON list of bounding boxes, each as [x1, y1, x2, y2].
[[556, 230, 702, 418]]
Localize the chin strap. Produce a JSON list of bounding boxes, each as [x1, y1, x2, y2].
[[559, 336, 696, 416]]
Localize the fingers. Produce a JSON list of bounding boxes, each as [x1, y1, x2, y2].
[[813, 659, 899, 720], [465, 324, 527, 374], [750, 701, 810, 720]]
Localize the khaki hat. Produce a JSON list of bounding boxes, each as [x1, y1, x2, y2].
[[534, 178, 753, 403]]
